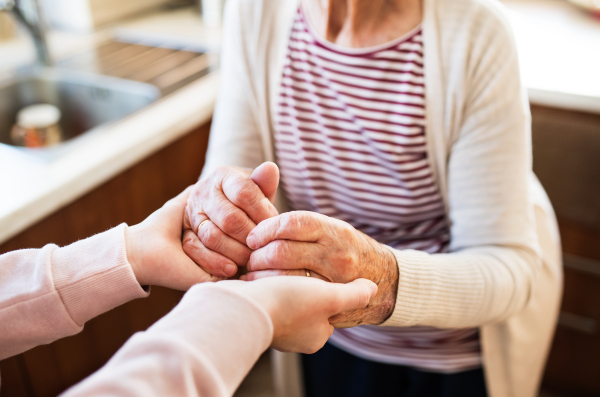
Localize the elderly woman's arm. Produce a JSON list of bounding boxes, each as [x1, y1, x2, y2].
[[200, 0, 266, 176]]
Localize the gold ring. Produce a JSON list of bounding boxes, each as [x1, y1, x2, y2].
[[305, 269, 311, 277], [198, 219, 210, 233]]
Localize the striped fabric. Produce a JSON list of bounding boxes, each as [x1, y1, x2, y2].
[[274, 8, 481, 372]]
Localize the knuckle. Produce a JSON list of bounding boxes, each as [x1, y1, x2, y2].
[[268, 241, 290, 264], [339, 250, 357, 268], [200, 226, 220, 250], [182, 241, 193, 257], [278, 212, 303, 234], [221, 209, 247, 236], [233, 183, 259, 206], [182, 232, 197, 248], [282, 213, 300, 231], [337, 222, 355, 240]]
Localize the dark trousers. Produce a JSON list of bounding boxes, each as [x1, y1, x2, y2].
[[302, 343, 488, 397]]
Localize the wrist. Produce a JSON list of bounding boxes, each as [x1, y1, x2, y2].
[[125, 224, 146, 286], [331, 239, 398, 328], [367, 246, 398, 324]]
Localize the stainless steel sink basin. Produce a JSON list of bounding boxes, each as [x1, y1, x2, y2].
[[0, 68, 160, 161]]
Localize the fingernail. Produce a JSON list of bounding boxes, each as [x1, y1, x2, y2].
[[224, 264, 237, 276], [240, 275, 247, 281], [369, 283, 378, 297], [247, 234, 256, 249]]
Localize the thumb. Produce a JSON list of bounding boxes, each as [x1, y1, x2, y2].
[[160, 248, 223, 290], [251, 162, 280, 202], [328, 279, 378, 314], [159, 186, 193, 230]]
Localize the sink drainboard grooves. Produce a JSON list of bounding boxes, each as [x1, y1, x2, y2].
[[57, 39, 216, 96]]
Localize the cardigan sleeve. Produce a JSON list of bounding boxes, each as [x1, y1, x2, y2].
[[61, 284, 273, 397], [382, 3, 542, 329], [0, 224, 149, 360], [202, 0, 266, 177]]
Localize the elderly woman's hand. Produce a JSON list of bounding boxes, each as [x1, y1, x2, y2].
[[243, 211, 399, 326], [182, 162, 279, 278]]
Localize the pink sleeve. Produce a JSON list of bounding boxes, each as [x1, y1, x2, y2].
[[0, 224, 149, 360], [61, 284, 274, 397]]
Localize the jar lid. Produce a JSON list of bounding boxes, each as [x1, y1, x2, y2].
[[17, 104, 62, 128]]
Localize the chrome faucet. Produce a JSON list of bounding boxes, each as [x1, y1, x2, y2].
[[0, 0, 52, 66]]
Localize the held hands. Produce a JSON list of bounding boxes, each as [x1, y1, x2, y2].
[[182, 163, 280, 278], [123, 166, 380, 353], [182, 162, 399, 326], [125, 162, 280, 289], [125, 187, 223, 290], [244, 211, 399, 327], [127, 161, 396, 350]]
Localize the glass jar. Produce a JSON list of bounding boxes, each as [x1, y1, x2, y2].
[[11, 104, 63, 148]]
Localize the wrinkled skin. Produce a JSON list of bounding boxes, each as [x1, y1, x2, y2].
[[182, 163, 280, 278], [243, 211, 399, 327], [126, 187, 223, 290], [183, 162, 399, 326], [126, 185, 379, 353]]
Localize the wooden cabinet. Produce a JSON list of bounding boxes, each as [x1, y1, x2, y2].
[[0, 122, 211, 397], [1, 105, 600, 397], [531, 105, 600, 397]]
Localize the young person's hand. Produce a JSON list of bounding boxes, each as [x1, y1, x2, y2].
[[218, 276, 378, 353], [182, 162, 279, 278], [125, 188, 222, 290]]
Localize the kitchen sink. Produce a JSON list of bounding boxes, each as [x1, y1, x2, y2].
[[0, 67, 160, 161]]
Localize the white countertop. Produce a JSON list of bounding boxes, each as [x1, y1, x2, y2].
[[0, 8, 221, 245], [503, 0, 600, 114], [1, 0, 600, 245]]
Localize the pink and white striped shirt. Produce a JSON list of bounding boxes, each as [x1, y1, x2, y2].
[[274, 8, 481, 372]]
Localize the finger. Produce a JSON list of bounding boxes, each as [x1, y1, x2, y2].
[[247, 211, 326, 249], [184, 204, 206, 232], [184, 186, 206, 232], [245, 269, 329, 281], [325, 279, 378, 315], [150, 186, 195, 235], [221, 170, 279, 224], [182, 230, 239, 277], [251, 162, 279, 203], [166, 249, 225, 290], [247, 240, 326, 274], [203, 193, 258, 244], [153, 185, 194, 225], [197, 220, 252, 266]]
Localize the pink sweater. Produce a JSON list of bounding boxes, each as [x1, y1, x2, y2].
[[0, 224, 273, 396]]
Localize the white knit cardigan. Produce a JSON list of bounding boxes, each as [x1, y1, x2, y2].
[[202, 0, 563, 395]]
